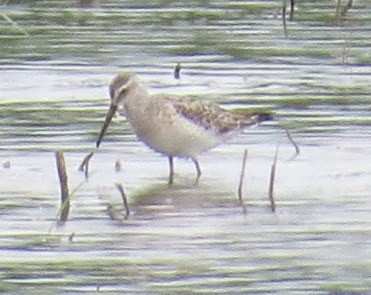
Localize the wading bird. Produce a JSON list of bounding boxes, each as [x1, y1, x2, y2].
[[97, 72, 273, 185]]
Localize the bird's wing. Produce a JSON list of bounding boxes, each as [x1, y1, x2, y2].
[[164, 96, 272, 134]]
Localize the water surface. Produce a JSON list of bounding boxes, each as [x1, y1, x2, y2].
[[1, 0, 371, 294]]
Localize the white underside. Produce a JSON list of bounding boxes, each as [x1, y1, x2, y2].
[[120, 81, 228, 159], [144, 120, 220, 159], [126, 110, 222, 159]]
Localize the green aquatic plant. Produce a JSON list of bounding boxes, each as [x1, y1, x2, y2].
[[1, 0, 38, 3], [0, 11, 29, 35], [218, 43, 332, 61]]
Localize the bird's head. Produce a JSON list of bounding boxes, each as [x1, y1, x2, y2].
[[96, 72, 137, 148], [109, 72, 137, 105]]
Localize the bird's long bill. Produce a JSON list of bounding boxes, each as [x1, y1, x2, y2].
[[96, 103, 118, 148]]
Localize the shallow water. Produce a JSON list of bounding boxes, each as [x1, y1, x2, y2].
[[1, 0, 371, 294]]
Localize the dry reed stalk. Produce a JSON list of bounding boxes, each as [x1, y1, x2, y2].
[[115, 183, 130, 219], [340, 0, 353, 17], [282, 0, 294, 37], [285, 128, 300, 157], [289, 0, 295, 20], [79, 152, 94, 179], [174, 63, 182, 79], [115, 160, 122, 172], [237, 149, 248, 214], [68, 232, 75, 242], [55, 151, 70, 221], [282, 0, 288, 38], [336, 0, 353, 19], [268, 146, 279, 212]]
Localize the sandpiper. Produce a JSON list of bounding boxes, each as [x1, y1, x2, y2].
[[97, 72, 273, 185]]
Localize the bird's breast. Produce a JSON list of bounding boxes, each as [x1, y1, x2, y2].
[[124, 100, 221, 158]]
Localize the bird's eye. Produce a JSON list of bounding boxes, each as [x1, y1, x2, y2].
[[117, 84, 128, 98]]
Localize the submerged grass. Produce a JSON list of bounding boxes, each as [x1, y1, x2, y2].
[[0, 11, 29, 36], [0, 100, 103, 126], [166, 28, 334, 61], [0, 254, 217, 294], [219, 44, 332, 60], [321, 282, 371, 295], [0, 1, 370, 294], [153, 8, 225, 25]]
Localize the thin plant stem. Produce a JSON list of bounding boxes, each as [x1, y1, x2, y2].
[[174, 62, 182, 79], [237, 149, 248, 214], [55, 151, 70, 222], [284, 128, 300, 157], [79, 152, 94, 179], [0, 12, 29, 36], [115, 183, 130, 219], [268, 145, 279, 212], [282, 0, 288, 38]]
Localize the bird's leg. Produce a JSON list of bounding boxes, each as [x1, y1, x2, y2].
[[192, 158, 202, 185], [168, 156, 174, 185]]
